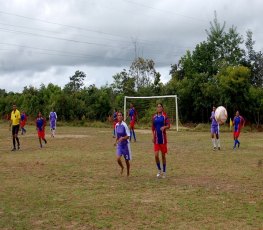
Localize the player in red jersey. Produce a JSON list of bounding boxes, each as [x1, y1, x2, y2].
[[152, 103, 170, 178], [36, 112, 47, 148]]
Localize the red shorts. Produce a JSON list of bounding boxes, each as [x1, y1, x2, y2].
[[20, 120, 26, 128], [233, 131, 240, 138], [38, 130, 45, 139], [154, 144, 168, 154], [130, 120, 135, 129]]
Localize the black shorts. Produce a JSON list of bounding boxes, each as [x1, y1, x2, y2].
[[12, 125, 20, 135]]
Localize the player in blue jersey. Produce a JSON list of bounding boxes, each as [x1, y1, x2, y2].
[[128, 103, 137, 142], [114, 112, 132, 176], [210, 106, 220, 151], [233, 110, 245, 149], [36, 112, 47, 148], [152, 103, 170, 178], [20, 111, 27, 135], [49, 109, 57, 138], [112, 108, 118, 138]]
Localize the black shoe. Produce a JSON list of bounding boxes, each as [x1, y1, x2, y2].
[[238, 143, 240, 148], [11, 148, 16, 151], [18, 145, 20, 150], [44, 140, 47, 144]]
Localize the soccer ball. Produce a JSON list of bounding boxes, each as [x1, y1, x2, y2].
[[215, 106, 228, 124]]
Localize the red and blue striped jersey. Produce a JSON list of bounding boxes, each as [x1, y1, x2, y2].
[[152, 112, 170, 144]]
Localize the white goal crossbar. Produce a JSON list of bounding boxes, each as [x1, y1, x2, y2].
[[124, 95, 179, 131]]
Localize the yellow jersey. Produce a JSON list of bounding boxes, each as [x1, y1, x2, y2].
[[11, 109, 21, 126]]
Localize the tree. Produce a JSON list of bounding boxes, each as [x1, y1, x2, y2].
[[129, 57, 157, 90], [111, 69, 135, 95], [217, 66, 251, 117], [64, 70, 86, 93], [245, 30, 263, 87]]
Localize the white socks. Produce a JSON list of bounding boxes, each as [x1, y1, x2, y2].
[[216, 139, 220, 148], [212, 138, 216, 148], [212, 138, 220, 148]]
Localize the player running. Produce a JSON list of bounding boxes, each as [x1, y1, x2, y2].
[[233, 110, 245, 149], [152, 103, 170, 178], [114, 112, 132, 176], [210, 106, 221, 151], [10, 104, 21, 151], [36, 112, 47, 148], [128, 103, 137, 142], [49, 109, 57, 138], [20, 111, 27, 135]]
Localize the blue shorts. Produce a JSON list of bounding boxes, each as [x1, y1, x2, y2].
[[116, 142, 132, 160], [211, 125, 219, 135]]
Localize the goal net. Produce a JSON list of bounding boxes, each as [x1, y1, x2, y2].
[[124, 95, 179, 131]]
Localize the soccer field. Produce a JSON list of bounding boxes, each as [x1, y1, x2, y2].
[[0, 126, 262, 229]]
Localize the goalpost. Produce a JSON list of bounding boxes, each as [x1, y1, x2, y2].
[[124, 95, 179, 131]]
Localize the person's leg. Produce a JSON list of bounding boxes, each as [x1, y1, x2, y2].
[[233, 133, 237, 149], [39, 137, 42, 148], [216, 133, 220, 150], [125, 160, 130, 176], [15, 126, 20, 149], [12, 135, 16, 150], [15, 134, 20, 149], [132, 129, 136, 142], [42, 131, 47, 144], [211, 129, 216, 150], [155, 150, 162, 177], [161, 153, 166, 178], [117, 156, 124, 175]]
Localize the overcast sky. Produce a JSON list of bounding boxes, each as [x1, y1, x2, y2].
[[0, 0, 262, 92]]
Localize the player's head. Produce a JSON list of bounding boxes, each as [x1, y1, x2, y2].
[[157, 103, 164, 113], [12, 104, 17, 111], [212, 106, 216, 111], [236, 110, 240, 116], [130, 103, 134, 108], [38, 111, 42, 117], [117, 112, 123, 122]]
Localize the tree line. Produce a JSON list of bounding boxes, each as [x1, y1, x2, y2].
[[0, 15, 262, 126]]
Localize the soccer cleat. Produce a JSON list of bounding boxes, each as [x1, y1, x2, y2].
[[238, 143, 240, 148], [213, 147, 216, 151], [18, 145, 20, 150], [11, 148, 16, 151], [156, 171, 162, 178], [218, 147, 220, 150], [40, 144, 43, 148], [44, 139, 47, 144], [162, 173, 166, 179]]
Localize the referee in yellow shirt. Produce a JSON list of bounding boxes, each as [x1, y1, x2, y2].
[[10, 104, 21, 151]]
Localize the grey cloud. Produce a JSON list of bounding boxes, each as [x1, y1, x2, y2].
[[0, 0, 262, 92]]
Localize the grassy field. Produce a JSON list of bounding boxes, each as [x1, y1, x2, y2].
[[0, 125, 262, 229]]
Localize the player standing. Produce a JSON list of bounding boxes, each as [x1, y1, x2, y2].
[[152, 103, 170, 178], [10, 104, 21, 151], [20, 111, 27, 135], [128, 103, 137, 142], [49, 109, 57, 138], [36, 112, 47, 148], [210, 106, 220, 151], [112, 108, 118, 138], [233, 110, 245, 149], [114, 112, 132, 176]]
